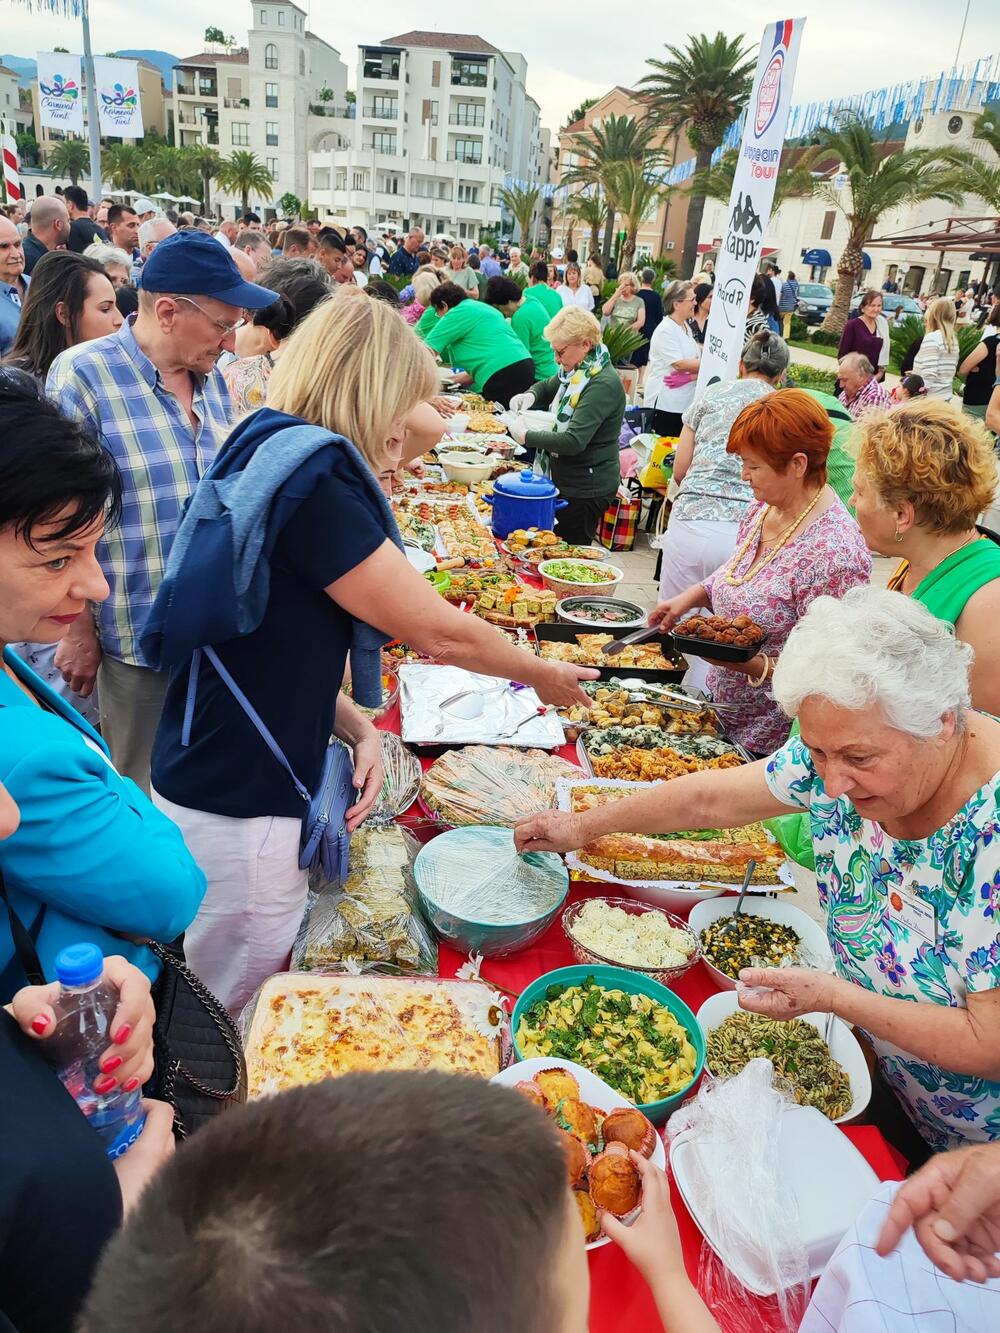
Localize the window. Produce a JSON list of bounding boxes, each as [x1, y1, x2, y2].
[[372, 131, 397, 155], [231, 122, 250, 146], [352, 170, 366, 190], [820, 210, 836, 240], [260, 8, 267, 21], [299, 51, 305, 76], [458, 183, 479, 204], [372, 95, 396, 119], [363, 51, 400, 81], [277, 9, 284, 23], [266, 121, 279, 146], [265, 43, 278, 70], [266, 158, 278, 179], [335, 169, 347, 190], [451, 101, 484, 127], [265, 83, 278, 108], [438, 180, 449, 199], [490, 185, 502, 206], [451, 58, 488, 88], [452, 138, 481, 164], [312, 167, 331, 191]]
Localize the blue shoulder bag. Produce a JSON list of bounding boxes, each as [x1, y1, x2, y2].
[[182, 646, 354, 882]]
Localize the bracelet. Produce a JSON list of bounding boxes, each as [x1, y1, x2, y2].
[[747, 655, 771, 687]]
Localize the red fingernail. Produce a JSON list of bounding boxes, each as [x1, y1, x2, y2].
[[112, 1024, 131, 1045], [94, 1075, 116, 1094], [101, 1054, 123, 1074], [122, 1077, 140, 1093], [30, 1014, 51, 1034]]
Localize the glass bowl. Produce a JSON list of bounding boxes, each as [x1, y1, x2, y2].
[[341, 667, 400, 721], [561, 897, 701, 987]]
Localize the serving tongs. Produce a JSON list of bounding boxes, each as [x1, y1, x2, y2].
[[600, 624, 662, 656], [614, 681, 741, 716]]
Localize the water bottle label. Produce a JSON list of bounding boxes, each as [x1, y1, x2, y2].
[[105, 1109, 147, 1160]]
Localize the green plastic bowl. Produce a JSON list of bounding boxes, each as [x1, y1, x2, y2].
[[424, 570, 452, 594], [511, 964, 705, 1125]]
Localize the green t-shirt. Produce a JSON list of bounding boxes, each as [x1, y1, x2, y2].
[[424, 300, 530, 392], [413, 305, 439, 341], [511, 299, 557, 379], [524, 284, 562, 321]]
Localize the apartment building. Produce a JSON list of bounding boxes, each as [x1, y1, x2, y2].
[[307, 31, 550, 241], [32, 58, 166, 162], [0, 65, 32, 136]]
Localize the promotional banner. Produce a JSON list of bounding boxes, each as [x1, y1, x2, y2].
[[94, 57, 143, 138], [696, 18, 805, 392], [37, 51, 84, 134]]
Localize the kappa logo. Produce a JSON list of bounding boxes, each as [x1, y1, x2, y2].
[[716, 276, 747, 330], [724, 192, 763, 263]]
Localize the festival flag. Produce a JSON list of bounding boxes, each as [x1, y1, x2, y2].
[[37, 50, 84, 134], [93, 57, 143, 138]]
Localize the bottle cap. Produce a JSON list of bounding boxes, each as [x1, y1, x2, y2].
[[54, 942, 104, 987]]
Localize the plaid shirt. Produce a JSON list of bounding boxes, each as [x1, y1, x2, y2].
[[47, 320, 232, 666], [839, 376, 893, 421]]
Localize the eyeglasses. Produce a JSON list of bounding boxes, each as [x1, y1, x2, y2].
[[173, 296, 246, 335]]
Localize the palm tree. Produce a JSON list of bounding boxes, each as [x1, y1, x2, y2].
[[216, 150, 274, 213], [813, 114, 966, 333], [564, 115, 661, 267], [566, 191, 607, 262], [102, 143, 144, 191], [613, 162, 666, 273], [640, 31, 756, 279], [690, 146, 820, 213], [184, 144, 223, 215], [498, 184, 540, 246], [47, 139, 90, 186]]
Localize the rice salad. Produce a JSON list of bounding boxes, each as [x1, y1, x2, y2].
[[571, 900, 695, 970]]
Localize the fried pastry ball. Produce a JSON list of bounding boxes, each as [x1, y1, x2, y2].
[[557, 1127, 589, 1186], [535, 1067, 581, 1112], [601, 1107, 657, 1159], [556, 1097, 600, 1151], [574, 1187, 602, 1243], [589, 1151, 642, 1218]]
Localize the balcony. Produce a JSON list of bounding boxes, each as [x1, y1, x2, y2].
[[363, 104, 398, 119], [223, 98, 248, 109], [309, 103, 354, 118], [449, 115, 484, 128], [362, 60, 401, 82], [447, 151, 483, 164], [368, 142, 402, 157], [176, 81, 217, 99]]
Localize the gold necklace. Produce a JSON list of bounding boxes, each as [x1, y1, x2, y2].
[[724, 491, 824, 586]]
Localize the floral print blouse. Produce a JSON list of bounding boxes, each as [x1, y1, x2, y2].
[[766, 736, 1000, 1152], [673, 378, 773, 524], [223, 354, 273, 417], [702, 499, 871, 753]]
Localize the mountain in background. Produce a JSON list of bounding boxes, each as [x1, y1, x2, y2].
[[1, 49, 180, 89]]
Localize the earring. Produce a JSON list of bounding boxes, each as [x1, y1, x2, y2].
[[894, 529, 904, 543]]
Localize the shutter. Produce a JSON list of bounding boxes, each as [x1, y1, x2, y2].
[[431, 61, 440, 88], [422, 98, 431, 122]]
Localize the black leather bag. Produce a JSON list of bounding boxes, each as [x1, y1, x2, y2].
[[1, 869, 246, 1139]]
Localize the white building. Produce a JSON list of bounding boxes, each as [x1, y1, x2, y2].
[[696, 107, 1000, 296], [306, 31, 551, 242], [0, 64, 32, 136]]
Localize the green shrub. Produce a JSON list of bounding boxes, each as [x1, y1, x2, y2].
[[888, 315, 924, 372], [789, 314, 808, 341], [787, 363, 838, 394], [602, 323, 646, 366], [601, 279, 618, 302], [810, 328, 841, 348]]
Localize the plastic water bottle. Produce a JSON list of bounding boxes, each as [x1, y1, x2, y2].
[[47, 943, 146, 1158]]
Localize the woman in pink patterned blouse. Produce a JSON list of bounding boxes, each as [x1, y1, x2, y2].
[[651, 389, 871, 753]]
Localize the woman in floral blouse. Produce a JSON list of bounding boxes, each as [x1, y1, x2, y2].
[[515, 589, 1000, 1159], [651, 388, 871, 754]]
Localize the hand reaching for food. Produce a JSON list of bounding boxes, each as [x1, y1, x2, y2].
[[737, 966, 840, 1020], [514, 808, 585, 855]]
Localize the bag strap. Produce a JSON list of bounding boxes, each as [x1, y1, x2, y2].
[[182, 646, 310, 804], [0, 866, 46, 987]]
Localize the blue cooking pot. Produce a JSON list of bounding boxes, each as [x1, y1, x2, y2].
[[481, 470, 567, 540]]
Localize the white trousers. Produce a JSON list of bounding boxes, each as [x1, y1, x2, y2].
[[657, 515, 740, 694], [152, 791, 308, 1017]]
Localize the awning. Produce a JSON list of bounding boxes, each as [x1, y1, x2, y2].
[[861, 251, 872, 269], [761, 246, 778, 257], [696, 242, 714, 254], [802, 248, 832, 266]]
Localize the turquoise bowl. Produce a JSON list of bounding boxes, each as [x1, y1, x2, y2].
[[414, 826, 568, 958], [510, 964, 705, 1125]]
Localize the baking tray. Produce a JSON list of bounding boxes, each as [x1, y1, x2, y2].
[[534, 621, 685, 683], [669, 630, 765, 664], [398, 662, 565, 749], [575, 733, 753, 777]]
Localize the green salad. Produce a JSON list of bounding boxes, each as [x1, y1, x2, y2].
[[544, 561, 615, 584]]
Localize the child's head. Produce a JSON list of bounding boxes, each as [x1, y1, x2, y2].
[[894, 373, 926, 401], [79, 1071, 590, 1333]]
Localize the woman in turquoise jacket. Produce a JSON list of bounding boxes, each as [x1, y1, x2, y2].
[[0, 372, 205, 994]]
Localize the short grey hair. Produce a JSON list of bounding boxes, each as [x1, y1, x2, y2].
[[83, 241, 131, 270], [640, 267, 655, 284], [772, 587, 972, 739], [662, 280, 694, 316], [742, 329, 790, 379], [839, 351, 874, 378], [139, 218, 175, 248]]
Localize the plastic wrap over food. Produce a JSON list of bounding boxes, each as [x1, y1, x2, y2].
[[414, 826, 568, 925], [289, 824, 437, 975], [421, 744, 580, 827], [668, 1061, 811, 1332], [369, 732, 422, 823]]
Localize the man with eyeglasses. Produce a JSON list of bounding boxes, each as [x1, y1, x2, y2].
[[46, 231, 279, 790]]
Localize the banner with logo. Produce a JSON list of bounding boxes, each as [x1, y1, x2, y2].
[[37, 51, 84, 134], [696, 18, 805, 392], [94, 57, 143, 138]]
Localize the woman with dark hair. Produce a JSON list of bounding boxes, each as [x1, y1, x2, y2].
[[423, 282, 536, 405], [3, 250, 122, 381], [687, 282, 713, 345], [0, 370, 205, 989], [222, 257, 331, 415], [838, 289, 890, 381], [483, 275, 557, 380]]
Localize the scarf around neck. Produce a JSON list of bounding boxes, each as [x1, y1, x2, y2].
[[555, 341, 611, 427]]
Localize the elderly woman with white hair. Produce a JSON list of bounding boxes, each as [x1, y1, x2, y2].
[[517, 587, 1000, 1159], [82, 241, 132, 291]]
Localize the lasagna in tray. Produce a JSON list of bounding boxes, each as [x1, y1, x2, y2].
[[244, 974, 503, 1098]]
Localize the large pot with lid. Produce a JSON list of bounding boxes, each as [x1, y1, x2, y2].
[[480, 469, 567, 540]]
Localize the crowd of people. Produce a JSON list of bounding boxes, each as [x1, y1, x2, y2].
[[1, 181, 1000, 1331]]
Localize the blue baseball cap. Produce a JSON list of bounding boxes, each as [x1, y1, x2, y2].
[[139, 230, 278, 309]]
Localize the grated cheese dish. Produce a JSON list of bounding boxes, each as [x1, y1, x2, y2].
[[569, 900, 696, 970]]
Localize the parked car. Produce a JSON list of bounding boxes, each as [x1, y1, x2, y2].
[[796, 282, 834, 325], [849, 292, 922, 321]]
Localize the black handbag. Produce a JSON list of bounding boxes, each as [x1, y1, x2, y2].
[[0, 868, 246, 1139]]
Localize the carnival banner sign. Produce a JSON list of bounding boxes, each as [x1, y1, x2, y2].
[[37, 51, 84, 134], [696, 18, 805, 392], [94, 58, 143, 138]]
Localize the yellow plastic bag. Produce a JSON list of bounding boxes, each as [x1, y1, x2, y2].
[[637, 436, 676, 491]]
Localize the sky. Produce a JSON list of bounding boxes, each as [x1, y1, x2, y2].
[[1, 0, 994, 133]]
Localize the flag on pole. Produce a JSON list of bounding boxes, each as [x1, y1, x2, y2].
[[37, 51, 85, 134], [93, 57, 143, 138]]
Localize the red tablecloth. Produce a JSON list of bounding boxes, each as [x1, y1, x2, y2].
[[378, 688, 905, 1333]]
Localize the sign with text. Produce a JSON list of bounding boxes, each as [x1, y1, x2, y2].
[[94, 58, 143, 138], [696, 18, 805, 392], [37, 51, 84, 135]]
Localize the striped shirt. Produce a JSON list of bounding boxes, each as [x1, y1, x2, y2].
[[46, 320, 232, 666], [839, 375, 893, 421]]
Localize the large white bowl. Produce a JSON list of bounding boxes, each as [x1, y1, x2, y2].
[[601, 878, 727, 916], [538, 559, 624, 600], [491, 1055, 666, 1250], [695, 990, 871, 1124], [440, 451, 497, 485], [688, 896, 832, 992]]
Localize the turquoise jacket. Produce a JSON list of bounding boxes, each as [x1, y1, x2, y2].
[[0, 648, 206, 994]]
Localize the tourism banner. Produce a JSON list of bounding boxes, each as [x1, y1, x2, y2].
[[94, 57, 143, 138], [37, 51, 84, 135], [696, 18, 805, 391]]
